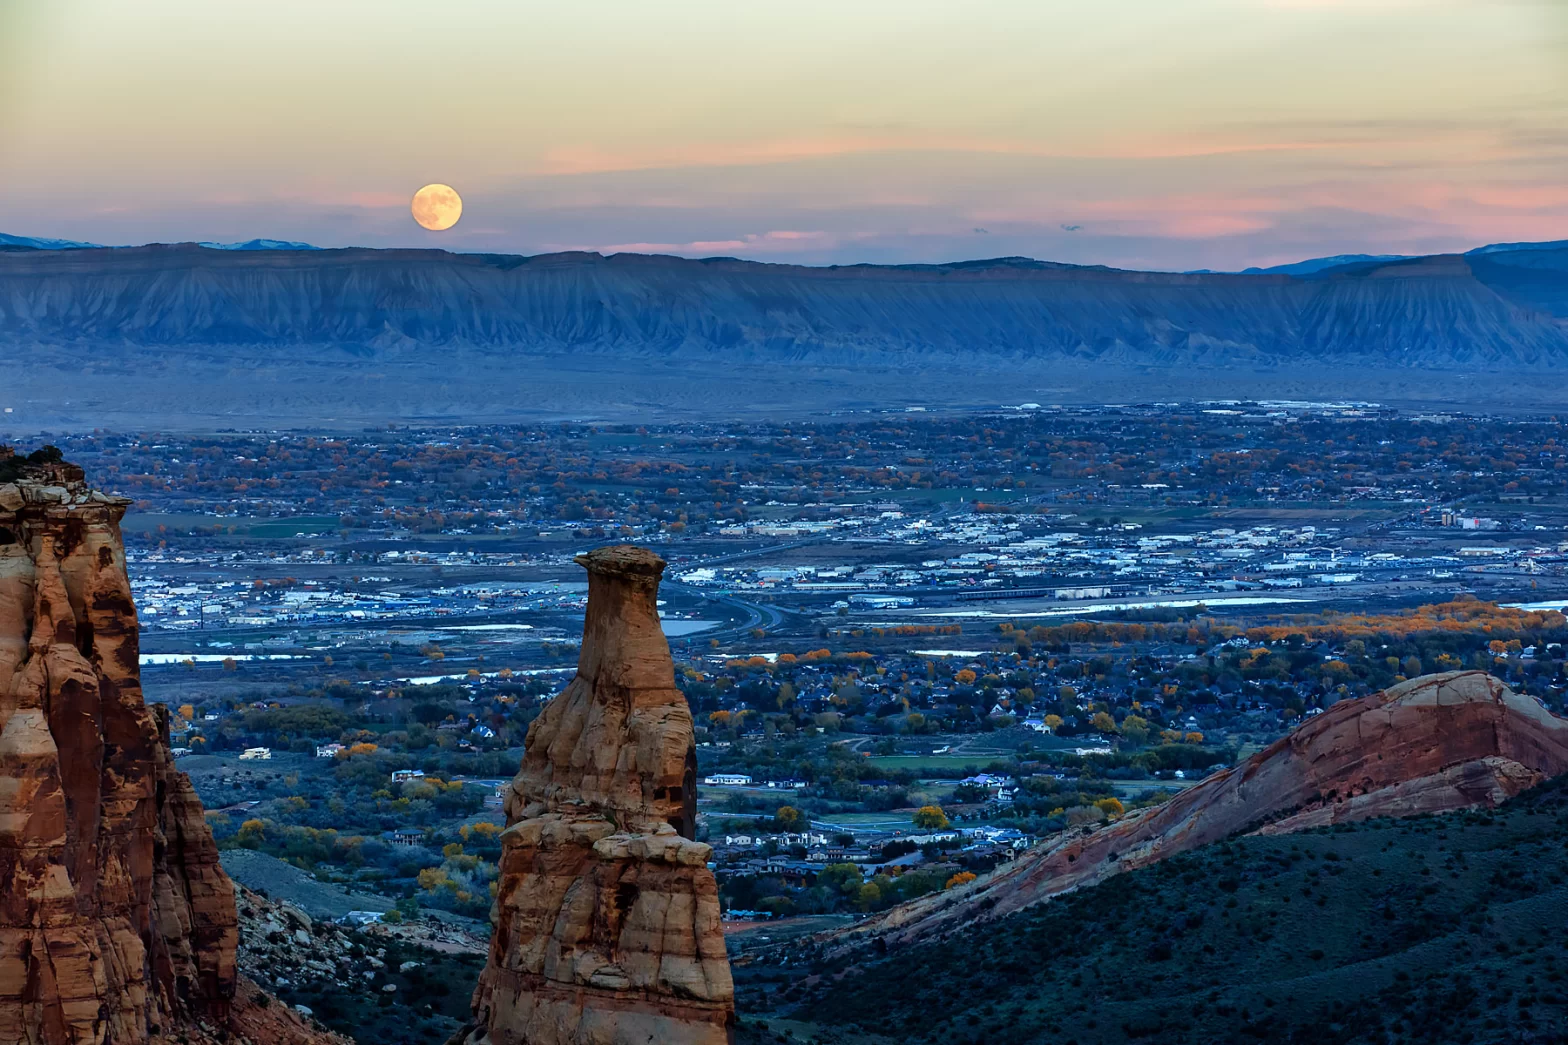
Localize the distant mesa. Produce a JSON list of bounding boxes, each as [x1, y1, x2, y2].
[[5, 234, 1568, 424], [197, 238, 321, 251], [1242, 253, 1410, 276], [816, 670, 1568, 957], [0, 232, 103, 250]]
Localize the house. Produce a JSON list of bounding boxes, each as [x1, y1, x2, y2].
[[238, 747, 271, 761], [170, 747, 192, 758], [340, 911, 386, 925], [703, 773, 753, 786], [315, 743, 344, 758], [391, 769, 425, 783], [387, 829, 425, 847]]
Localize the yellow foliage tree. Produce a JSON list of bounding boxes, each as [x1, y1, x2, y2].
[[912, 805, 949, 830], [945, 871, 977, 889]]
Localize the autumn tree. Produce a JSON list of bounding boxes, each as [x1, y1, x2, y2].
[[913, 805, 949, 830]]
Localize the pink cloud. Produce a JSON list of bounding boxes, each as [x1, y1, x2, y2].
[[534, 133, 1366, 177], [579, 230, 835, 257]]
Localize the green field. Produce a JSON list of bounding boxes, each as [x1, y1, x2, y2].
[[814, 813, 919, 827], [243, 515, 344, 537], [864, 755, 1001, 774]]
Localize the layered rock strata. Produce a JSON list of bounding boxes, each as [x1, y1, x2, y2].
[[464, 545, 733, 1045], [825, 670, 1568, 954], [0, 458, 338, 1045]]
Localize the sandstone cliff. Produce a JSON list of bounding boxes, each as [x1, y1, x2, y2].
[[463, 545, 733, 1045], [0, 454, 338, 1045], [823, 671, 1568, 954]]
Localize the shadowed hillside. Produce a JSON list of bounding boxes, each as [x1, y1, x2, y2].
[[3, 244, 1568, 426], [743, 774, 1568, 1045]]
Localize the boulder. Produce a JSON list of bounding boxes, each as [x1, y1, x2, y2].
[[462, 545, 734, 1045]]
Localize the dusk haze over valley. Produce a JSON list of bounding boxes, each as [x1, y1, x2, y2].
[[3, 4, 1568, 1045]]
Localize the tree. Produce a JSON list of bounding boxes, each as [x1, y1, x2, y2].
[[177, 704, 195, 721], [1043, 713, 1063, 733], [1402, 655, 1423, 678], [854, 882, 882, 911], [774, 805, 803, 831], [1120, 714, 1150, 746], [818, 863, 863, 894], [1184, 731, 1204, 745], [913, 805, 949, 830], [955, 669, 977, 686], [1094, 797, 1124, 818], [1092, 711, 1117, 733], [945, 871, 977, 890], [237, 819, 265, 848]]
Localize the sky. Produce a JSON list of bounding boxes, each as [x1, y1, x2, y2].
[[1, 0, 1565, 271]]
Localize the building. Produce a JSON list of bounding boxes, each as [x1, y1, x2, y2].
[[238, 747, 271, 761], [315, 743, 344, 759], [387, 829, 426, 847], [703, 773, 753, 786], [391, 769, 425, 783]]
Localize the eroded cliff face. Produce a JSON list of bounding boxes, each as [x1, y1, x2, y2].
[[464, 545, 733, 1045], [0, 459, 337, 1045], [823, 670, 1568, 955]]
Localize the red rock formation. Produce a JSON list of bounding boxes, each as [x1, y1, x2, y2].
[[826, 670, 1568, 953], [0, 460, 340, 1045], [464, 545, 734, 1045]]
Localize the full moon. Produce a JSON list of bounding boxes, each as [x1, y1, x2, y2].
[[411, 183, 462, 231]]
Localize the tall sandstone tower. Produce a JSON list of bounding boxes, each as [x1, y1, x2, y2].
[[0, 453, 336, 1045], [463, 545, 735, 1045]]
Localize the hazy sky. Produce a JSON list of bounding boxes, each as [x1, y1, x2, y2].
[[2, 0, 1564, 269]]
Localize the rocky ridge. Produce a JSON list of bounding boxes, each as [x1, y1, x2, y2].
[[818, 670, 1568, 956], [5, 244, 1568, 427], [462, 545, 734, 1045], [0, 453, 338, 1045]]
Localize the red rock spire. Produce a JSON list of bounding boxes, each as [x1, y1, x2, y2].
[[464, 544, 734, 1045]]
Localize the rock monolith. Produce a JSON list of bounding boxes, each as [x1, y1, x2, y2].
[[463, 545, 734, 1045], [0, 451, 338, 1045]]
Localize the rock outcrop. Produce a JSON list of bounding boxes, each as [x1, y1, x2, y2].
[[823, 671, 1568, 954], [0, 452, 339, 1045], [464, 545, 733, 1045]]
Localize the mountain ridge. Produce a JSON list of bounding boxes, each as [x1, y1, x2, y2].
[[4, 240, 1568, 425]]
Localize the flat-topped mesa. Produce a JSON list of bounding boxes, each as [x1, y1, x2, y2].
[[464, 545, 733, 1045], [0, 461, 338, 1045], [820, 671, 1568, 956]]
